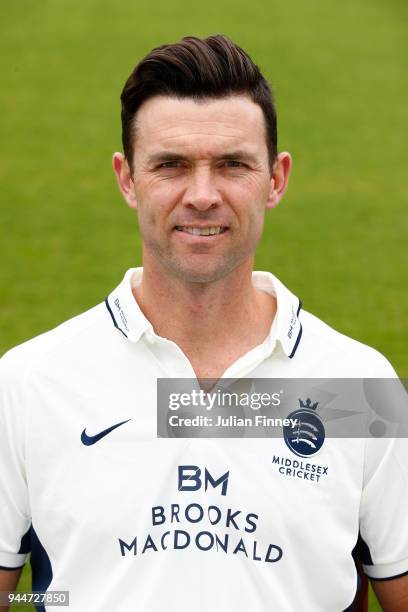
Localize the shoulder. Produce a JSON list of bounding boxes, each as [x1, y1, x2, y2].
[[0, 302, 109, 381], [297, 309, 397, 377]]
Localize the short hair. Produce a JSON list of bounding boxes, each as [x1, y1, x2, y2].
[[120, 34, 277, 171]]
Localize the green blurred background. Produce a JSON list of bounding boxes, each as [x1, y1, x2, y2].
[[1, 1, 407, 610]]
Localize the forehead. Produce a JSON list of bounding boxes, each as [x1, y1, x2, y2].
[[132, 94, 268, 159]]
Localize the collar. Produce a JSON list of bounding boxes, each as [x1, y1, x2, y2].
[[105, 268, 302, 359]]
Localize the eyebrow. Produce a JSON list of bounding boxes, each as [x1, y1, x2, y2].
[[146, 150, 259, 165]]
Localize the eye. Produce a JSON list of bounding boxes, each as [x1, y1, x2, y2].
[[158, 161, 184, 169], [222, 160, 246, 168]]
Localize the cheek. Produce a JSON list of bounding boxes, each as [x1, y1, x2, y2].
[[232, 185, 267, 223], [237, 197, 267, 243], [248, 211, 265, 240], [136, 181, 182, 219], [137, 205, 162, 233], [227, 175, 270, 207]]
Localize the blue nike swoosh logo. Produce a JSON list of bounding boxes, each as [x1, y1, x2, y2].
[[81, 419, 131, 446]]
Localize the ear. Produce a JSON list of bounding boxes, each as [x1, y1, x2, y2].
[[266, 152, 292, 210], [112, 152, 138, 210]]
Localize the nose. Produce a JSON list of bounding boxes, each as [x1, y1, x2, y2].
[[181, 167, 222, 211]]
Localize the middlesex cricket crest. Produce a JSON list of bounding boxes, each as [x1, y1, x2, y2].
[[283, 398, 325, 458]]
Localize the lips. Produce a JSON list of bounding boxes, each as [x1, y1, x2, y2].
[[175, 225, 228, 236]]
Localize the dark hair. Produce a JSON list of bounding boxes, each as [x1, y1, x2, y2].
[[120, 34, 277, 170]]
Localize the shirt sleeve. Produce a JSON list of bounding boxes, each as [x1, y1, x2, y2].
[[0, 350, 31, 569], [358, 355, 408, 580]]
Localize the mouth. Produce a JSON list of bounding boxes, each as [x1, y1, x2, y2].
[[174, 225, 228, 236]]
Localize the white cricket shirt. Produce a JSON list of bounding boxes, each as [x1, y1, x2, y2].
[[0, 268, 407, 611]]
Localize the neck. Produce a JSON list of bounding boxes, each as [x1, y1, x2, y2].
[[132, 257, 277, 360]]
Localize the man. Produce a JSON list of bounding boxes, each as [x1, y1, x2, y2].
[[0, 35, 407, 611]]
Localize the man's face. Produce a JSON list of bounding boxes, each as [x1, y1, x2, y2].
[[114, 94, 290, 283]]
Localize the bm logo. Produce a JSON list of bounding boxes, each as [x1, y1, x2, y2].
[[178, 466, 229, 496]]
